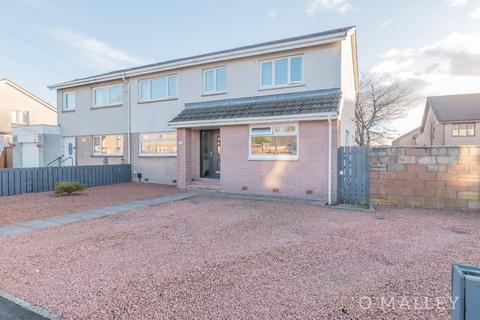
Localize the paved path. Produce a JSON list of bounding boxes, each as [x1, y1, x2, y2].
[[0, 296, 49, 320], [0, 290, 64, 320], [0, 191, 197, 238], [0, 190, 332, 238]]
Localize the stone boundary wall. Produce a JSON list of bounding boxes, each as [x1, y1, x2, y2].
[[370, 146, 480, 211]]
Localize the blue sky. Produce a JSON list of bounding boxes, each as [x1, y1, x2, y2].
[[1, 0, 480, 135]]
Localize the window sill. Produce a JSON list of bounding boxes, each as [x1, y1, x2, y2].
[[201, 91, 227, 97], [138, 154, 177, 158], [91, 154, 124, 158], [91, 103, 123, 110], [138, 97, 178, 104], [62, 109, 76, 113], [248, 156, 298, 161], [258, 83, 305, 91]]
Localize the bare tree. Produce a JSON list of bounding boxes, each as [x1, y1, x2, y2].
[[355, 73, 414, 146]]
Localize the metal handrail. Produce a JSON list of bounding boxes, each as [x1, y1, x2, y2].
[[60, 157, 73, 166], [47, 155, 63, 167]]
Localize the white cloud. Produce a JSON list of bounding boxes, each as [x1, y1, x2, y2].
[[470, 6, 480, 19], [268, 9, 278, 20], [421, 32, 480, 75], [381, 48, 417, 58], [372, 31, 480, 136], [380, 18, 392, 30], [371, 59, 416, 74], [48, 29, 149, 71], [306, 0, 351, 15], [375, 32, 480, 77], [445, 0, 468, 7]]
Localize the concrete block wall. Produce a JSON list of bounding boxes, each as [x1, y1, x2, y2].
[[370, 146, 480, 211]]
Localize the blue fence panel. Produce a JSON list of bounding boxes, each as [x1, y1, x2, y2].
[[0, 164, 131, 197]]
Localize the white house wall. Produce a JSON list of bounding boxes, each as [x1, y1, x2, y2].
[[57, 42, 342, 136], [58, 79, 129, 137], [339, 34, 357, 146]]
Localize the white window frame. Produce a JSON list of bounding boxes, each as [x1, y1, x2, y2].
[[11, 110, 29, 125], [63, 91, 76, 111], [259, 55, 304, 89], [138, 75, 178, 102], [452, 123, 475, 137], [202, 66, 227, 95], [92, 135, 124, 156], [138, 132, 177, 157], [248, 123, 299, 161], [92, 84, 123, 108]]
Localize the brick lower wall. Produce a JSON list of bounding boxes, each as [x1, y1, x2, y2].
[[370, 146, 480, 211], [221, 120, 337, 201], [176, 128, 193, 189]]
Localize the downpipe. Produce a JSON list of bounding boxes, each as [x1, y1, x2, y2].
[[328, 116, 332, 205], [123, 72, 131, 164]]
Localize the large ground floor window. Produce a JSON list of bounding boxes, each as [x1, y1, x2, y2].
[[93, 135, 124, 156], [139, 132, 177, 156], [249, 123, 298, 160]]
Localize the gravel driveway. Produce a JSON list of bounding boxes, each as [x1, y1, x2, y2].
[[0, 182, 178, 226], [0, 196, 478, 319]]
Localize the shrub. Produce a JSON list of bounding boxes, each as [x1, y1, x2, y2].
[[54, 181, 86, 195]]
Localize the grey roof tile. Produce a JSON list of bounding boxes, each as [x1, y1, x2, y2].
[[428, 93, 480, 122], [170, 89, 341, 123]]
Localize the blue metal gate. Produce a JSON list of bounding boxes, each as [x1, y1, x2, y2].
[[337, 146, 370, 207]]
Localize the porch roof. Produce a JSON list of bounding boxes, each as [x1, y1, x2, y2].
[[169, 88, 341, 125]]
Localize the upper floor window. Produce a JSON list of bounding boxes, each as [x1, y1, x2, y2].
[[139, 132, 177, 156], [63, 91, 76, 111], [260, 55, 303, 88], [92, 85, 122, 108], [93, 135, 124, 156], [139, 75, 177, 102], [11, 110, 29, 125], [452, 123, 475, 137], [249, 123, 298, 160], [203, 67, 227, 94]]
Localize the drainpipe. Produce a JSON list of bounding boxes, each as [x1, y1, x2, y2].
[[123, 72, 131, 164], [328, 116, 332, 205]]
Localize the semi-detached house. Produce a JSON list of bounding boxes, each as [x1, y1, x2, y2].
[[48, 26, 359, 203]]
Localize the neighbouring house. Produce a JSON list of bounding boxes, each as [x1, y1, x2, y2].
[[12, 125, 63, 168], [393, 93, 480, 146], [0, 79, 57, 168], [392, 127, 420, 146], [48, 26, 359, 202]]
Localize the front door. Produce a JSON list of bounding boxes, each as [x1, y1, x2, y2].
[[200, 130, 220, 179], [63, 137, 76, 166]]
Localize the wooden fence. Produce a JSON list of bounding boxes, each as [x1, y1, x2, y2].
[[0, 164, 131, 197], [337, 146, 370, 207]]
